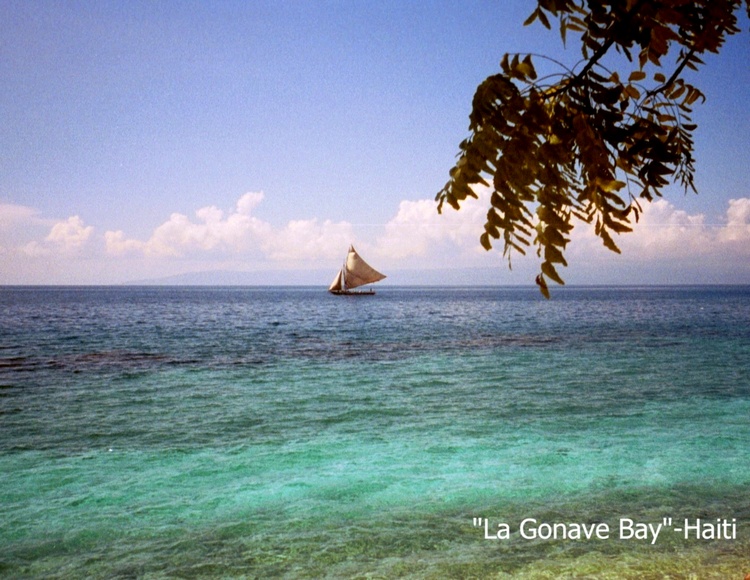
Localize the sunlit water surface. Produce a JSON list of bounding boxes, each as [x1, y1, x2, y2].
[[1, 286, 748, 578]]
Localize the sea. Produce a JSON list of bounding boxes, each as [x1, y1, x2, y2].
[[1, 285, 748, 579]]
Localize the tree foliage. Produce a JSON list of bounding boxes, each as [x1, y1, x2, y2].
[[436, 0, 749, 297]]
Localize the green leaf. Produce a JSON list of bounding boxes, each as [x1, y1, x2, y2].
[[523, 8, 539, 27], [538, 8, 551, 29], [541, 261, 565, 285], [544, 244, 568, 265], [608, 220, 633, 234], [685, 88, 705, 105], [535, 274, 550, 300], [624, 85, 641, 99], [433, 0, 734, 295], [508, 240, 527, 255], [628, 70, 646, 81], [668, 84, 686, 100], [599, 179, 626, 193], [521, 54, 537, 80], [600, 229, 621, 254], [500, 54, 510, 74]]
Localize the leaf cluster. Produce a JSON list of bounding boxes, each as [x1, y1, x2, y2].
[[436, 0, 747, 297]]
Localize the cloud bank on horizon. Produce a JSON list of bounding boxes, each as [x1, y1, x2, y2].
[[2, 191, 749, 285]]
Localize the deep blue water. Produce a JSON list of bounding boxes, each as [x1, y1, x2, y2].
[[1, 286, 749, 578]]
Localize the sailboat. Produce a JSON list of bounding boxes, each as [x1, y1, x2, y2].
[[328, 245, 386, 295]]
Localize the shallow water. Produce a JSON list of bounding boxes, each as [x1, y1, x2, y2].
[[1, 286, 749, 578]]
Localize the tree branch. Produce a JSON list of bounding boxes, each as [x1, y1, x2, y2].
[[543, 0, 650, 100], [646, 47, 696, 100]]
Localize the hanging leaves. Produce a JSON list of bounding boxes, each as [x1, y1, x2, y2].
[[436, 0, 746, 297]]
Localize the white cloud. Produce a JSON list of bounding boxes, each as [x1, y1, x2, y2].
[[2, 192, 749, 284], [104, 230, 145, 255], [0, 203, 41, 228], [573, 198, 750, 260], [375, 189, 490, 261], [104, 191, 353, 264], [18, 241, 49, 257], [264, 219, 355, 261], [372, 190, 750, 282], [45, 215, 94, 250], [718, 197, 750, 243], [236, 191, 264, 215], [0, 203, 49, 254], [549, 196, 750, 284], [106, 192, 272, 257], [0, 209, 93, 257], [0, 207, 97, 283]]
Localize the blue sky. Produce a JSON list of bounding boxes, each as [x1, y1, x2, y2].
[[1, 0, 749, 285]]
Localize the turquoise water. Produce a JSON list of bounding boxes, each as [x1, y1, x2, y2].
[[1, 286, 749, 578]]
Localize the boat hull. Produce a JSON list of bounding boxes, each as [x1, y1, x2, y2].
[[329, 289, 376, 295]]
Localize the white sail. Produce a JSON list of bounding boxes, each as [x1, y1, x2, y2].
[[343, 246, 386, 289], [328, 270, 343, 292], [328, 245, 385, 293]]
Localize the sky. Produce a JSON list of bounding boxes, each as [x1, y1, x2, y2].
[[1, 0, 749, 286]]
